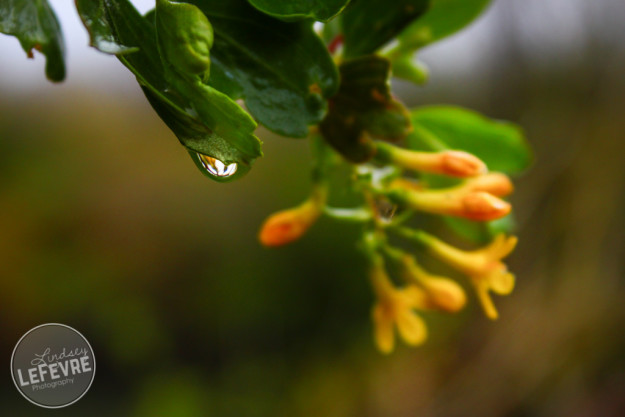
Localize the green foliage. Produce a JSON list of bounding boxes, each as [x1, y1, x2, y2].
[[398, 0, 492, 49], [341, 0, 430, 57], [2, 0, 529, 189], [320, 55, 411, 162], [76, 0, 261, 182], [247, 0, 350, 22], [190, 0, 339, 138], [388, 0, 492, 85], [408, 106, 532, 174], [1, 0, 533, 357], [0, 0, 65, 81], [156, 0, 214, 79]]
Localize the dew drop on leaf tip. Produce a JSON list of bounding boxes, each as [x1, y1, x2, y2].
[[197, 153, 238, 177]]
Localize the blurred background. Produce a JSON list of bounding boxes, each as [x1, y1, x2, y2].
[[1, 0, 625, 415]]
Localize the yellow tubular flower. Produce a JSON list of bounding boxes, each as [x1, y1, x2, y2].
[[259, 185, 327, 247], [376, 142, 487, 178], [463, 172, 514, 197], [390, 172, 513, 198], [400, 255, 466, 313], [370, 259, 428, 354], [415, 232, 518, 320], [387, 185, 511, 221]]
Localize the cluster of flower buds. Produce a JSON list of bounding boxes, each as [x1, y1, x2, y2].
[[259, 137, 518, 353]]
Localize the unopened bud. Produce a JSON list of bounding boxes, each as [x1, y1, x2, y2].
[[465, 173, 514, 197], [259, 187, 327, 247], [376, 143, 486, 178], [460, 192, 511, 221]]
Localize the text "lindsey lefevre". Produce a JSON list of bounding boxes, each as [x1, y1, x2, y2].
[[15, 347, 92, 386]]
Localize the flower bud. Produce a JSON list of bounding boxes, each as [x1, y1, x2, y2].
[[400, 256, 466, 313], [460, 192, 511, 221], [388, 186, 510, 221], [377, 143, 487, 178], [439, 151, 487, 177], [464, 173, 514, 197], [259, 187, 327, 247]]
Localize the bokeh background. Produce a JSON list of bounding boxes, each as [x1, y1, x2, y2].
[[1, 0, 625, 415]]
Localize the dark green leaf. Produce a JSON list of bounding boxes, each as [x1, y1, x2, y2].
[[341, 0, 429, 58], [247, 0, 350, 22], [441, 213, 516, 244], [397, 0, 492, 49], [407, 106, 533, 174], [76, 0, 261, 182], [320, 55, 412, 162], [74, 0, 138, 54], [0, 0, 65, 81], [155, 0, 213, 79], [76, 0, 167, 88], [190, 0, 339, 137], [142, 87, 253, 182]]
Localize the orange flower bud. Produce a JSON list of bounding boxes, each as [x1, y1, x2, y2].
[[259, 186, 327, 247], [377, 143, 487, 178], [389, 187, 510, 221], [459, 192, 511, 221], [438, 150, 487, 177], [400, 256, 466, 313], [464, 173, 514, 197]]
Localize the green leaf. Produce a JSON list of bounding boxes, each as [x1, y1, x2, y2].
[[247, 0, 351, 22], [385, 0, 491, 86], [441, 213, 516, 244], [341, 0, 429, 58], [407, 106, 533, 174], [397, 0, 492, 49], [155, 0, 213, 79], [74, 0, 138, 54], [189, 0, 339, 138], [0, 0, 65, 81], [142, 87, 252, 182], [320, 55, 412, 162], [76, 0, 261, 182]]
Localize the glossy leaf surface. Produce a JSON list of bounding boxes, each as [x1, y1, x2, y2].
[[397, 0, 492, 49], [76, 0, 261, 182], [0, 0, 65, 81], [247, 0, 350, 22], [407, 106, 532, 174], [190, 0, 339, 137], [341, 0, 429, 57]]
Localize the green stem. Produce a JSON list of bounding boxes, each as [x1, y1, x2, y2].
[[389, 227, 435, 249], [323, 207, 372, 222]]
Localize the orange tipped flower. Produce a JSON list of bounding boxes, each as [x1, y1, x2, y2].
[[460, 192, 511, 221], [400, 256, 466, 313], [388, 186, 511, 221], [438, 150, 487, 177], [370, 260, 428, 354], [420, 233, 518, 319], [377, 143, 487, 177], [259, 186, 327, 247], [464, 172, 514, 197]]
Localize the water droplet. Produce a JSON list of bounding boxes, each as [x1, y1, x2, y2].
[[197, 153, 238, 177]]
